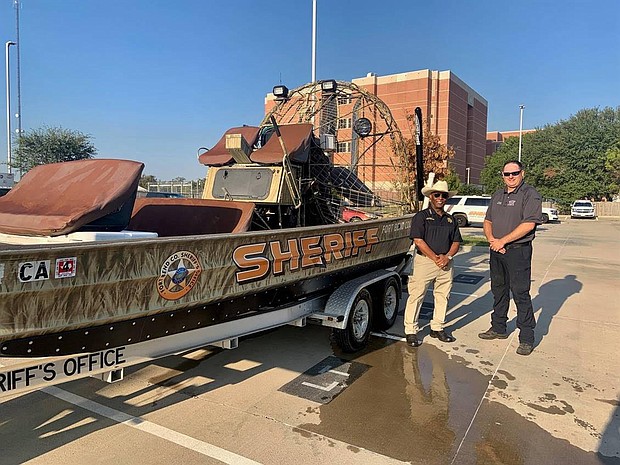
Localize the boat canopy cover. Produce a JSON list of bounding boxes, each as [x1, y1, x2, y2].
[[0, 159, 144, 236], [250, 123, 315, 164], [129, 198, 255, 237], [198, 126, 261, 166]]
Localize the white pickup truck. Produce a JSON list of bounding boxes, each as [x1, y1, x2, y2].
[[445, 195, 559, 227]]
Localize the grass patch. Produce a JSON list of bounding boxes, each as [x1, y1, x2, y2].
[[462, 235, 489, 247]]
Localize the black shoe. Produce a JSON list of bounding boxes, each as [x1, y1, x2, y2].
[[516, 343, 534, 356], [406, 334, 421, 347], [429, 330, 455, 343], [478, 328, 509, 340]]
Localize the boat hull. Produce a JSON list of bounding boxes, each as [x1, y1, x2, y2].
[[0, 216, 412, 356]]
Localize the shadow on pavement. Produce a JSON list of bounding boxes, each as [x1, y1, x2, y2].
[[531, 274, 582, 344]]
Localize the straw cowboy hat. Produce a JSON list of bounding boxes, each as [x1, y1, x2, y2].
[[421, 180, 457, 198]]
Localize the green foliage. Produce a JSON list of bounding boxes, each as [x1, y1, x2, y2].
[[482, 107, 620, 205], [139, 174, 158, 189], [445, 165, 485, 195], [604, 143, 620, 192], [13, 126, 97, 173]]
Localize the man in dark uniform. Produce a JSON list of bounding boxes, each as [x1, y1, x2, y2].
[[479, 160, 542, 356], [404, 180, 462, 347]]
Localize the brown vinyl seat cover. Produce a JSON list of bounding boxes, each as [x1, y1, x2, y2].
[[129, 198, 255, 237], [198, 126, 261, 166], [0, 159, 144, 236], [250, 123, 315, 164]]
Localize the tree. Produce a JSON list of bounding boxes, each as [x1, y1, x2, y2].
[[139, 174, 158, 189], [604, 143, 620, 194], [13, 126, 97, 174], [481, 107, 620, 208], [445, 166, 485, 195]]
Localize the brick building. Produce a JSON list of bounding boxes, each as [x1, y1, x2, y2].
[[266, 69, 488, 187], [486, 129, 536, 156]]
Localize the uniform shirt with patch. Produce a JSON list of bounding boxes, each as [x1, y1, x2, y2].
[[409, 208, 462, 255], [485, 182, 542, 244]]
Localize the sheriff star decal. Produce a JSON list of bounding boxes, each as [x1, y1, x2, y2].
[[157, 251, 202, 300]]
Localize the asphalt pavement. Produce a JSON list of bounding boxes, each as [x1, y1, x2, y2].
[[0, 217, 618, 464]]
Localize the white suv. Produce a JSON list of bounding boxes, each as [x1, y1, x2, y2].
[[445, 195, 559, 227], [570, 200, 596, 219]]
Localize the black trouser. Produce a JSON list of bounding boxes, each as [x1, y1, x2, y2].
[[489, 243, 536, 344]]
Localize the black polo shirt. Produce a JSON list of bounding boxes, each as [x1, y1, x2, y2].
[[410, 208, 462, 255], [485, 182, 542, 244]]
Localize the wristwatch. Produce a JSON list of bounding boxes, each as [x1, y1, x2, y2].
[[447, 254, 453, 261]]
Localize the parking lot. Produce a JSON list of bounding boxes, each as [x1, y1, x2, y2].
[[1, 218, 619, 464]]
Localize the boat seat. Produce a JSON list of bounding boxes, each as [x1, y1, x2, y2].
[[250, 123, 314, 164], [198, 126, 261, 167], [128, 198, 255, 237], [0, 159, 144, 236]]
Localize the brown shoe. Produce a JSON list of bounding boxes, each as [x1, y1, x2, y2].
[[478, 328, 509, 340], [406, 334, 421, 347]]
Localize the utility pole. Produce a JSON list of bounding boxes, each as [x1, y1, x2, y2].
[[518, 104, 525, 162], [311, 0, 317, 83], [15, 0, 23, 138], [5, 41, 15, 174]]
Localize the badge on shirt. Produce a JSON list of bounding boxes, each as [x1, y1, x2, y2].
[[447, 217, 453, 223]]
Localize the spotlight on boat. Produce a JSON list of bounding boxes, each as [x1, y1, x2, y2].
[[320, 79, 337, 93], [273, 85, 289, 100], [353, 117, 373, 137]]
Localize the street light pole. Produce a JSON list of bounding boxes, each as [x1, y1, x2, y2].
[[311, 0, 317, 83], [5, 41, 16, 174], [518, 104, 525, 163]]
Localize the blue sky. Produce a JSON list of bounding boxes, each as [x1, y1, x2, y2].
[[1, 0, 618, 180]]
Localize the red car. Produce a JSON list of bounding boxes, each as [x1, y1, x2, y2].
[[341, 207, 378, 222]]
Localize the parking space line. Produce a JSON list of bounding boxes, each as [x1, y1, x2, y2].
[[328, 369, 350, 377], [301, 381, 339, 391], [42, 386, 261, 465]]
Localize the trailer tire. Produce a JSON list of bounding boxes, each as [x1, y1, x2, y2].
[[373, 277, 400, 330], [334, 288, 373, 352]]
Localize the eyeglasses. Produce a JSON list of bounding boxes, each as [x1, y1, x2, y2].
[[502, 170, 522, 177], [432, 192, 449, 199]]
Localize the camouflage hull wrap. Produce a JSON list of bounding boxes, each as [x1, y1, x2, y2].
[[0, 216, 412, 354]]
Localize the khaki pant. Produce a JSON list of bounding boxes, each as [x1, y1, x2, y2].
[[404, 253, 454, 335]]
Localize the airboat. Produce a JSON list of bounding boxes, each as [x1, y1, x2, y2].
[[0, 81, 420, 394]]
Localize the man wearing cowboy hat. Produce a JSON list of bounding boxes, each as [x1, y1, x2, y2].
[[404, 179, 462, 347]]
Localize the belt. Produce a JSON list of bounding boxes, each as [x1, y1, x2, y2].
[[416, 250, 447, 256], [505, 241, 532, 250]]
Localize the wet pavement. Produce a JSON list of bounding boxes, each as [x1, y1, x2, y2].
[[0, 218, 619, 464]]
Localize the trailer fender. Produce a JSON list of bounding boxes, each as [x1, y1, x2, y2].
[[312, 269, 399, 329]]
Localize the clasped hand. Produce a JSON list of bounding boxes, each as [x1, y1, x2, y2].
[[488, 237, 507, 254], [434, 254, 450, 268]]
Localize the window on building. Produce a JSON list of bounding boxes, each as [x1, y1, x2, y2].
[[338, 118, 352, 129], [337, 95, 352, 105], [337, 141, 351, 153]]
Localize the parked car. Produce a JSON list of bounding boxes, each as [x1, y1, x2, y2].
[[142, 191, 184, 199], [445, 195, 559, 227], [341, 206, 378, 222], [571, 200, 596, 219]]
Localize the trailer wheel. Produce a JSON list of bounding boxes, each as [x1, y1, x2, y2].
[[334, 288, 373, 352], [373, 277, 400, 330]]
